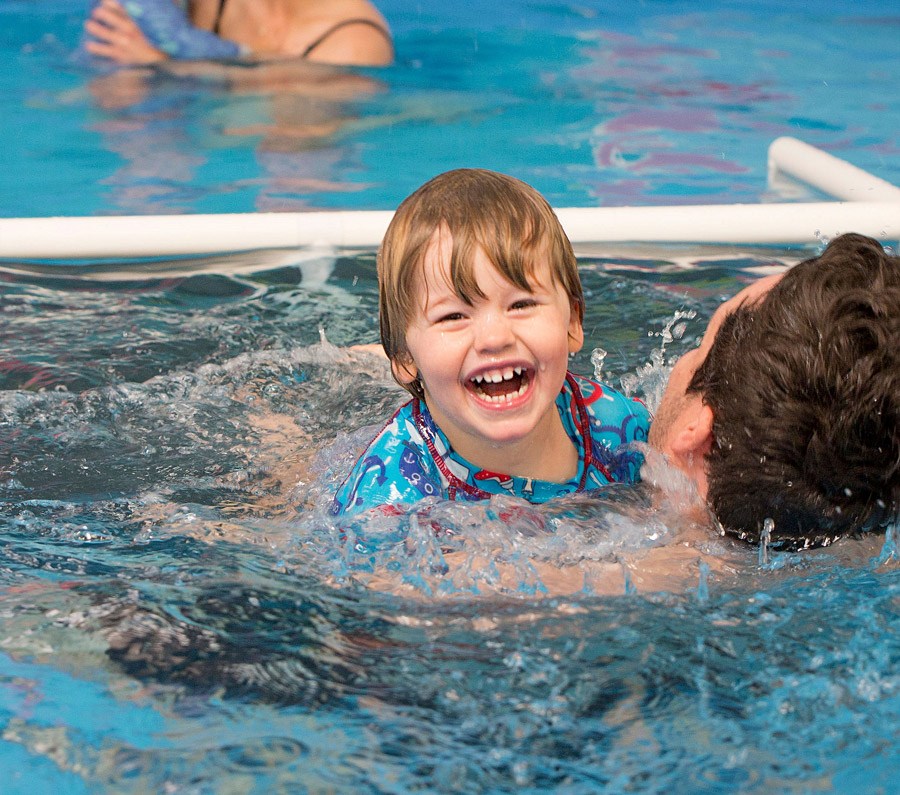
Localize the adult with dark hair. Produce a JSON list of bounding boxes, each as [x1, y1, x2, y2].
[[84, 0, 393, 66], [649, 233, 900, 549]]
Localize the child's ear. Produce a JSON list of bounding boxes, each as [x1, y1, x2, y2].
[[567, 312, 584, 354], [391, 354, 418, 385]]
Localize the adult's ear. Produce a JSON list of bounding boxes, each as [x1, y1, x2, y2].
[[669, 401, 713, 455], [668, 399, 714, 498]]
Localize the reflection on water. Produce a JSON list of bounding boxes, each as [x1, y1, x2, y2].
[[3, 248, 900, 790], [83, 61, 388, 214], [6, 0, 900, 217]]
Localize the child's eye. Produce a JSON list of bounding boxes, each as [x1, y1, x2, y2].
[[510, 298, 538, 311], [437, 312, 465, 323]]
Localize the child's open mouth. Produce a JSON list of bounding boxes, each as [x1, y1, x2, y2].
[[467, 366, 531, 404]]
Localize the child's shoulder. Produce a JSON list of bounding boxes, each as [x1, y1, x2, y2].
[[567, 372, 650, 440], [567, 371, 648, 412], [330, 400, 442, 516]]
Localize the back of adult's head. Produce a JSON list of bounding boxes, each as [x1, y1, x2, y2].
[[690, 233, 900, 548]]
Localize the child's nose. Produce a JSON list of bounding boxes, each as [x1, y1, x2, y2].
[[473, 313, 515, 352]]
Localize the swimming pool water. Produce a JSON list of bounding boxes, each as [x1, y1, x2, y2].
[[2, 1, 900, 792], [3, 249, 900, 792], [1, 0, 899, 217]]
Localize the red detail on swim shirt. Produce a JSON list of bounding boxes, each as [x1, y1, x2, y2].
[[374, 504, 404, 517], [579, 382, 605, 406], [474, 470, 514, 489], [412, 400, 493, 500]]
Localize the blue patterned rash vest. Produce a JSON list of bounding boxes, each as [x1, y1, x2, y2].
[[331, 372, 650, 516]]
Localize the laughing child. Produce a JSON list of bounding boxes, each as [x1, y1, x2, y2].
[[331, 169, 649, 515]]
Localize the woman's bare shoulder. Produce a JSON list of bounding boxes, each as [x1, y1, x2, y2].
[[282, 0, 393, 66]]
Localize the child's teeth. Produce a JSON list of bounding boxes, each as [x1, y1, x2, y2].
[[472, 368, 526, 384], [478, 379, 528, 403], [470, 368, 530, 399]]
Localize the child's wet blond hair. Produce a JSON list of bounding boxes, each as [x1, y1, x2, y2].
[[378, 168, 583, 399]]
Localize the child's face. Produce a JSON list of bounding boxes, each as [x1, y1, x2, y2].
[[395, 229, 583, 465]]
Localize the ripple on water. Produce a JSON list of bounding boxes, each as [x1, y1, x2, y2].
[[4, 250, 896, 792]]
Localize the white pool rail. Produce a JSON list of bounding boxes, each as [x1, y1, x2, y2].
[[0, 138, 897, 259]]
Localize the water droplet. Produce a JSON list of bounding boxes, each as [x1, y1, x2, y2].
[[759, 517, 774, 567], [697, 560, 710, 601], [875, 521, 900, 566], [590, 347, 607, 381]]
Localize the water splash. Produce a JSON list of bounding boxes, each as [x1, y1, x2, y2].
[[590, 347, 607, 381], [759, 517, 774, 567], [619, 309, 697, 413], [874, 521, 900, 567], [306, 489, 675, 598], [697, 560, 711, 601], [656, 309, 697, 346]]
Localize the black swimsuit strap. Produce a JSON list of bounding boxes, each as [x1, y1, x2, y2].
[[301, 18, 392, 58], [212, 0, 227, 34]]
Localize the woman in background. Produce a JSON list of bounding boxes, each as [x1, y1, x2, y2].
[[84, 0, 393, 67]]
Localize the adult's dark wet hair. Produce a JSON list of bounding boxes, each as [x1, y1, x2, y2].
[[689, 233, 900, 548]]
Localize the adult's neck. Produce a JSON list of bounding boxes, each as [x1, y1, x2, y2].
[[200, 0, 293, 53]]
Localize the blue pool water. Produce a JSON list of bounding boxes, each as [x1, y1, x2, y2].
[[2, 1, 900, 792], [3, 0, 900, 217]]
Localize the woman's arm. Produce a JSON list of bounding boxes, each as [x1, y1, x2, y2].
[[84, 0, 242, 64]]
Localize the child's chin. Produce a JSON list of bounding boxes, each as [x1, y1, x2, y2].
[[476, 422, 538, 446]]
